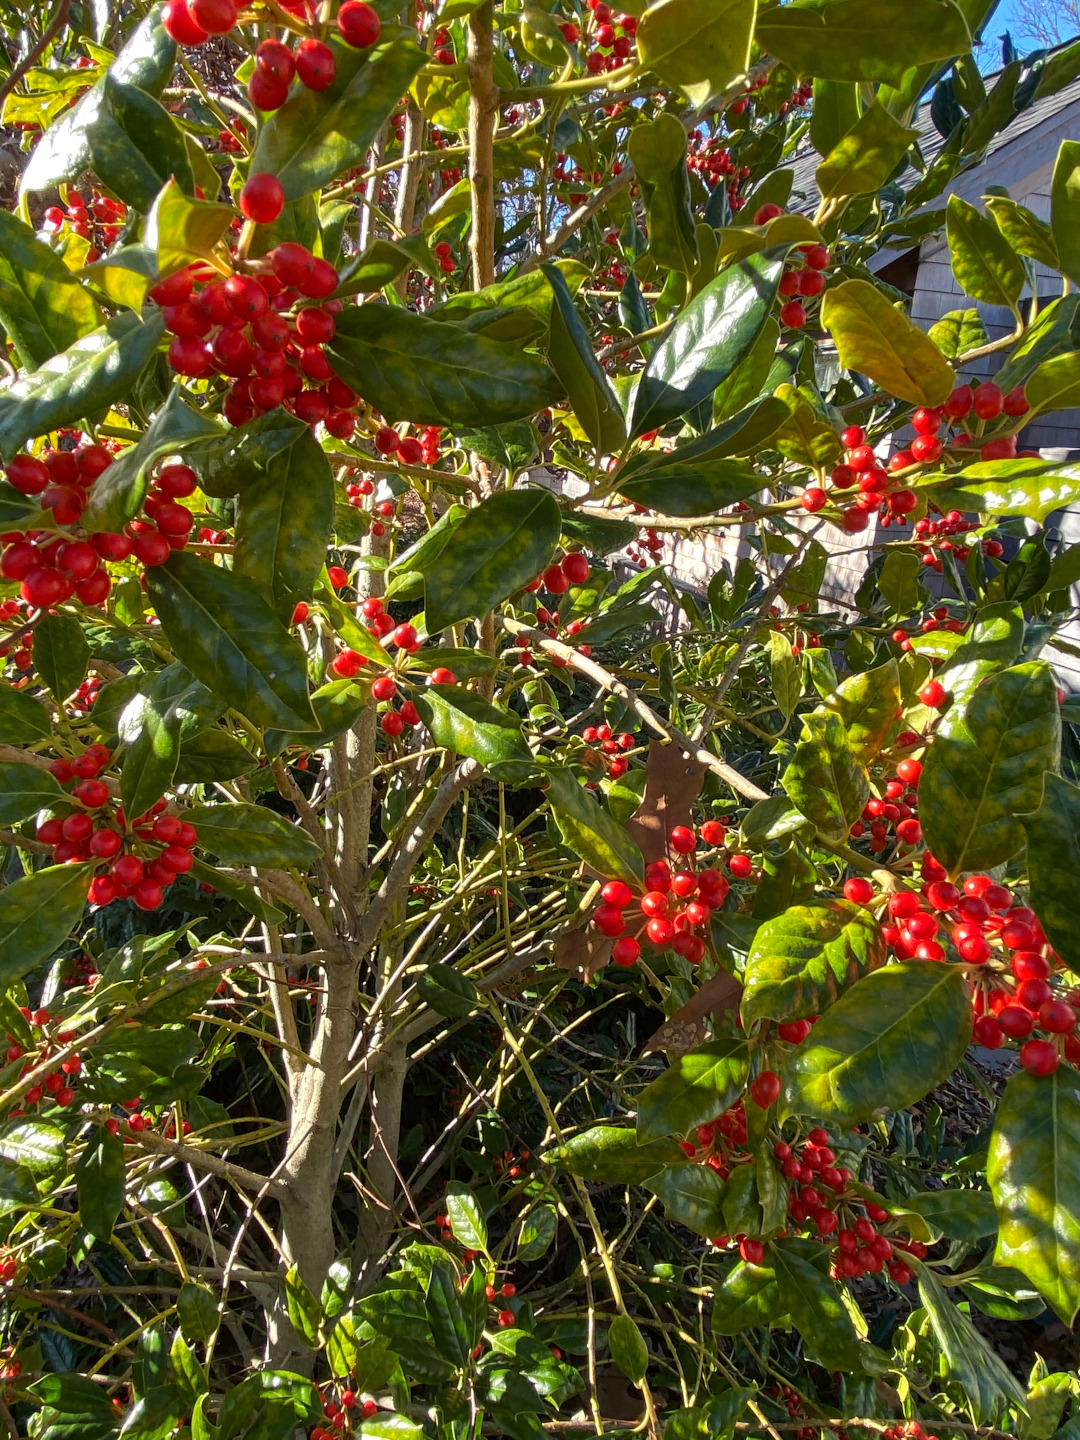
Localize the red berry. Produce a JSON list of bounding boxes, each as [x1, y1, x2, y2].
[[256, 38, 296, 82], [919, 680, 946, 709], [670, 825, 696, 854], [749, 1070, 781, 1107], [239, 172, 285, 225], [162, 0, 207, 42], [337, 0, 380, 46], [973, 382, 1003, 419], [779, 300, 806, 329], [1020, 1038, 1059, 1076], [739, 1238, 765, 1265], [843, 877, 874, 905], [295, 37, 336, 89], [612, 936, 640, 966], [186, 0, 236, 34], [562, 551, 591, 584]]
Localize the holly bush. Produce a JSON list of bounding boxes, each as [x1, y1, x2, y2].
[[5, 0, 1080, 1435]]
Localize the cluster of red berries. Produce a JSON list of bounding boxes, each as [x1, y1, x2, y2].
[[492, 1147, 531, 1180], [373, 423, 444, 465], [41, 187, 128, 262], [309, 1385, 380, 1437], [844, 865, 1078, 1077], [893, 381, 1031, 469], [579, 722, 636, 782], [553, 0, 637, 74], [163, 0, 381, 78], [36, 751, 199, 910], [152, 252, 361, 438], [767, 234, 831, 331], [687, 128, 749, 187], [590, 823, 730, 966], [890, 605, 969, 654], [4, 1008, 81, 1111]]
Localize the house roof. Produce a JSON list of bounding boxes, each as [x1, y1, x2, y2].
[[786, 53, 1080, 212]]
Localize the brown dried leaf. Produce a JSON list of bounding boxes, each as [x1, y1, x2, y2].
[[554, 927, 615, 981], [625, 738, 707, 864], [644, 970, 743, 1054]]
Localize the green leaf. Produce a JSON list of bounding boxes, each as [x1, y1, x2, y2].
[[1024, 774, 1080, 978], [183, 407, 307, 501], [416, 962, 479, 1018], [175, 729, 258, 785], [712, 1260, 783, 1334], [186, 802, 322, 868], [645, 1162, 727, 1237], [0, 308, 165, 461], [34, 612, 89, 702], [74, 1127, 125, 1241], [251, 30, 426, 200], [713, 317, 780, 422], [630, 250, 786, 437], [145, 179, 234, 280], [84, 74, 193, 212], [627, 114, 698, 277], [118, 692, 180, 822], [0, 681, 51, 744], [917, 1263, 1029, 1422], [285, 1266, 322, 1347], [0, 209, 102, 368], [781, 962, 973, 1126], [767, 630, 800, 721], [635, 1036, 749, 1144], [755, 0, 971, 84], [414, 686, 531, 771], [821, 279, 954, 407], [1024, 352, 1080, 418], [177, 1282, 220, 1346], [946, 195, 1025, 314], [0, 863, 92, 986], [773, 385, 843, 469], [877, 549, 925, 616], [1051, 139, 1080, 288], [770, 1239, 868, 1371], [234, 427, 335, 621], [83, 384, 221, 533], [0, 761, 65, 826], [924, 458, 1080, 522], [20, 5, 176, 195], [985, 195, 1059, 270], [828, 658, 901, 763], [445, 1180, 487, 1251], [936, 600, 1024, 715], [423, 488, 561, 633], [741, 900, 886, 1029], [542, 264, 625, 450], [920, 661, 1060, 876], [816, 102, 918, 199], [0, 1117, 65, 1175], [636, 0, 754, 108], [544, 1125, 685, 1182], [903, 1188, 997, 1242], [332, 239, 412, 298], [517, 1204, 557, 1262], [189, 857, 286, 927], [781, 710, 869, 842], [810, 77, 861, 157], [928, 307, 990, 359], [147, 550, 317, 733], [327, 303, 560, 428], [608, 1314, 649, 1386], [425, 1266, 469, 1367], [545, 766, 644, 883]]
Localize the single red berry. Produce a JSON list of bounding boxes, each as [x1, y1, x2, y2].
[[749, 1070, 781, 1107], [612, 936, 640, 966], [337, 0, 381, 46], [1020, 1038, 1059, 1076], [739, 1238, 765, 1265], [670, 825, 696, 854], [919, 680, 946, 709], [162, 0, 208, 42], [239, 172, 285, 225], [186, 0, 236, 34], [296, 37, 336, 89], [843, 877, 874, 905]]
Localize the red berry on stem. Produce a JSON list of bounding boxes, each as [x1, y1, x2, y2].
[[239, 173, 285, 225]]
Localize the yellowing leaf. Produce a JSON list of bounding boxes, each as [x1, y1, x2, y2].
[[821, 278, 954, 406]]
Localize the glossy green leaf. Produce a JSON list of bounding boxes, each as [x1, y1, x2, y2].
[[75, 1127, 125, 1241], [423, 488, 561, 633], [645, 1162, 727, 1237], [984, 195, 1059, 270], [0, 209, 101, 368], [635, 1036, 749, 1144], [635, 0, 753, 107], [187, 802, 322, 868], [0, 1117, 65, 1176], [445, 1180, 487, 1251], [83, 383, 221, 533], [118, 692, 181, 822], [773, 384, 843, 468], [1023, 774, 1080, 978], [544, 1125, 685, 1182], [177, 1282, 219, 1346], [829, 658, 901, 762], [607, 1314, 650, 1388], [903, 1188, 997, 1242], [627, 113, 698, 276], [542, 264, 625, 450], [755, 0, 971, 84], [816, 102, 917, 198], [175, 730, 258, 785], [84, 74, 193, 212], [414, 687, 531, 771], [782, 962, 973, 1126], [545, 765, 644, 883], [781, 710, 869, 842], [234, 426, 335, 621], [630, 250, 786, 437], [1051, 139, 1080, 288], [1024, 352, 1080, 417], [768, 630, 800, 720], [250, 29, 426, 199], [741, 900, 886, 1029], [989, 1066, 1080, 1325], [20, 5, 176, 195], [425, 1265, 469, 1367], [712, 1260, 783, 1334], [771, 1238, 867, 1372], [712, 317, 780, 421], [0, 761, 65, 826], [0, 682, 51, 744], [920, 661, 1060, 876], [946, 195, 1025, 313], [516, 1204, 557, 1262], [145, 178, 234, 280], [265, 677, 366, 760], [924, 458, 1080, 522], [936, 600, 1025, 716], [147, 551, 317, 733], [740, 794, 808, 847], [0, 863, 92, 986], [34, 612, 89, 701], [810, 77, 861, 156], [327, 304, 560, 429], [416, 962, 479, 1018], [918, 1263, 1029, 1422], [0, 307, 164, 461], [878, 549, 925, 616], [184, 406, 307, 501], [928, 307, 990, 359], [821, 279, 954, 407]]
